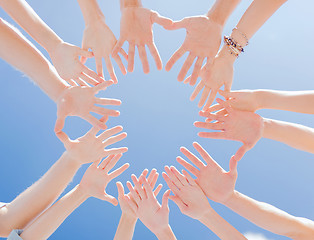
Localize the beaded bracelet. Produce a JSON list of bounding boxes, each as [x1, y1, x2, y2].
[[232, 27, 249, 46], [224, 36, 244, 58]]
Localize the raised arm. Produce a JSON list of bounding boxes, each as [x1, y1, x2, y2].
[[177, 142, 314, 239], [77, 0, 127, 82], [163, 166, 246, 239], [0, 119, 127, 237], [0, 0, 102, 84], [20, 155, 129, 240], [218, 89, 314, 114], [112, 0, 173, 74]]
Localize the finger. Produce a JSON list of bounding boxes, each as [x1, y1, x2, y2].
[[181, 170, 196, 186], [119, 48, 128, 61], [147, 169, 158, 186], [216, 98, 232, 112], [127, 42, 135, 73], [165, 46, 185, 71], [204, 89, 218, 110], [168, 195, 186, 211], [180, 147, 205, 169], [75, 78, 89, 87], [77, 47, 94, 59], [189, 57, 204, 86], [125, 195, 138, 212], [199, 111, 225, 122], [170, 166, 188, 185], [127, 181, 140, 203], [55, 131, 71, 145], [218, 89, 234, 100], [151, 12, 173, 29], [104, 56, 117, 83], [165, 166, 182, 187], [104, 147, 128, 156], [198, 85, 211, 107], [67, 79, 78, 86], [167, 18, 188, 30], [112, 38, 125, 57], [161, 189, 171, 210], [205, 103, 224, 113], [88, 115, 108, 136], [54, 115, 65, 133], [81, 64, 104, 83], [190, 81, 204, 101], [224, 80, 232, 92], [194, 121, 224, 130], [80, 72, 100, 86], [147, 43, 162, 70], [98, 125, 123, 141], [234, 145, 248, 161], [103, 132, 127, 147], [103, 153, 122, 172], [93, 80, 114, 93], [177, 53, 195, 82], [94, 54, 104, 78], [84, 114, 107, 129], [131, 175, 146, 199], [162, 172, 180, 195], [92, 106, 120, 117], [102, 194, 118, 206], [116, 181, 125, 198], [198, 131, 227, 139], [99, 155, 115, 169], [95, 98, 122, 106], [192, 142, 217, 166], [109, 163, 129, 179], [142, 178, 154, 199], [153, 184, 163, 197], [137, 45, 149, 74], [176, 156, 199, 176], [112, 53, 127, 75], [80, 41, 89, 64], [229, 155, 238, 176]]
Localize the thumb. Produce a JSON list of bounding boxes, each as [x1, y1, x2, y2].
[[166, 18, 188, 30], [161, 189, 171, 210], [152, 12, 173, 29], [77, 47, 93, 58], [55, 131, 71, 145], [218, 89, 232, 100], [229, 155, 238, 175], [102, 194, 118, 206], [169, 195, 185, 210], [116, 182, 125, 198], [54, 115, 66, 133], [234, 145, 248, 161], [93, 80, 114, 93]]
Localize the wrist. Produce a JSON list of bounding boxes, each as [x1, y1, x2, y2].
[[154, 225, 176, 240], [46, 38, 64, 57], [60, 151, 81, 170], [122, 0, 142, 9], [221, 190, 238, 207], [74, 184, 90, 202], [261, 117, 272, 139], [217, 45, 237, 64], [121, 213, 137, 225], [255, 90, 266, 110]]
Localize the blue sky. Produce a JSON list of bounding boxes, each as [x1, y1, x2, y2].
[[0, 0, 314, 239]]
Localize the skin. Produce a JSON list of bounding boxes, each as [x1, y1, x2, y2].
[[162, 166, 246, 239], [114, 169, 163, 240], [0, 0, 103, 85], [0, 19, 121, 133], [166, 0, 241, 86], [125, 175, 176, 240], [195, 98, 264, 161], [20, 155, 130, 240], [113, 0, 173, 74], [188, 0, 287, 109], [177, 143, 314, 239], [0, 119, 127, 237], [77, 0, 128, 83]]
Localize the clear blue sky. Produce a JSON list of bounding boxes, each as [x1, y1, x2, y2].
[[0, 0, 314, 239]]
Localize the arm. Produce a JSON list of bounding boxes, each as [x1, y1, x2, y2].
[[0, 0, 101, 83], [163, 166, 246, 240], [20, 155, 129, 240], [177, 142, 314, 239], [263, 118, 314, 154]]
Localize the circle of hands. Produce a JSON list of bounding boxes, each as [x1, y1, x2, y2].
[[52, 5, 265, 235]]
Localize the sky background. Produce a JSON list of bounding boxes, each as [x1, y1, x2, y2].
[[0, 0, 314, 239]]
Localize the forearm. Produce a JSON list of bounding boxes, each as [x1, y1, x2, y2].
[[257, 90, 314, 114], [3, 152, 80, 234], [21, 185, 88, 240], [154, 225, 177, 240], [0, 0, 63, 53], [262, 118, 314, 154], [225, 191, 314, 239], [207, 0, 241, 26], [113, 214, 137, 240], [199, 208, 246, 240], [77, 0, 105, 26], [0, 18, 68, 102], [231, 0, 287, 46], [120, 0, 142, 9]]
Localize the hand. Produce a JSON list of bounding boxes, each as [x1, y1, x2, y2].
[[162, 166, 212, 220], [207, 89, 260, 112], [177, 142, 238, 204], [49, 41, 104, 86], [116, 169, 162, 219], [188, 48, 235, 110], [79, 154, 129, 205], [195, 98, 263, 160], [56, 119, 128, 165], [125, 175, 171, 235], [165, 16, 222, 85], [113, 7, 173, 73], [81, 19, 128, 83], [55, 80, 121, 132]]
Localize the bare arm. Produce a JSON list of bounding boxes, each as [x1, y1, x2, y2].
[[263, 118, 314, 154]]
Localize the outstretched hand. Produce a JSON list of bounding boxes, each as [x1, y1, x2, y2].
[[177, 142, 238, 204], [81, 19, 128, 83], [55, 80, 121, 132], [195, 98, 263, 160], [49, 41, 103, 86], [113, 7, 173, 73], [79, 154, 129, 205], [165, 16, 222, 85]]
